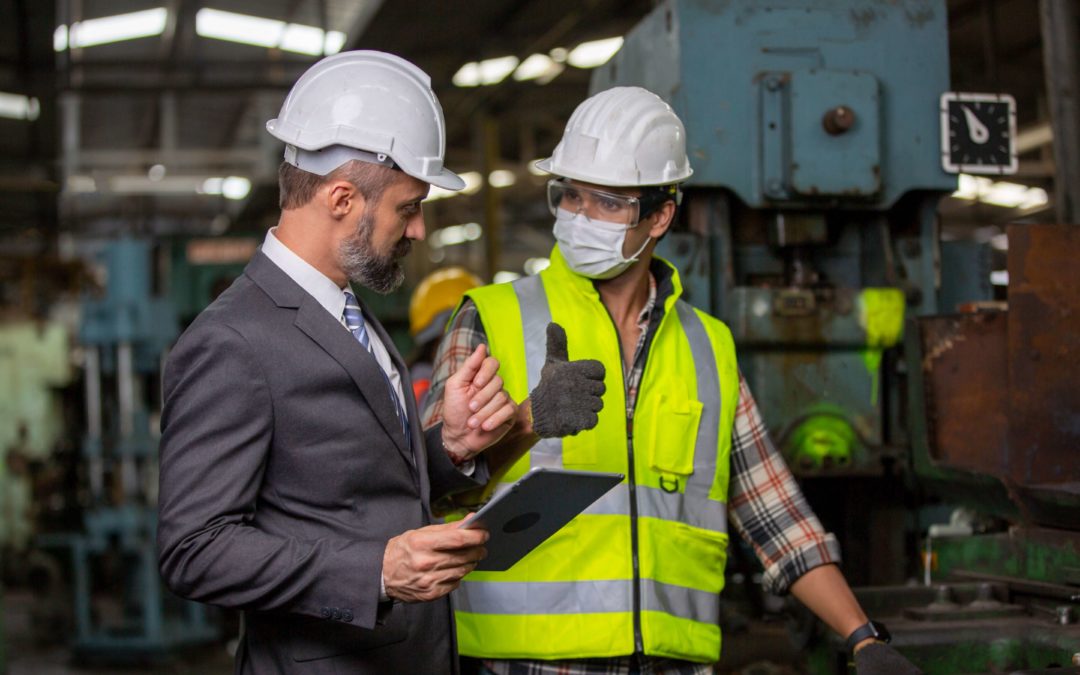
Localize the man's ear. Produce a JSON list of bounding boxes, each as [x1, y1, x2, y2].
[[325, 179, 364, 220], [646, 200, 677, 239]]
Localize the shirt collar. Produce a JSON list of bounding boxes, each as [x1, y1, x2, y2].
[[637, 273, 658, 331], [261, 228, 349, 320]]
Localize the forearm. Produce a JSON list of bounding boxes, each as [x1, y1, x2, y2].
[[789, 563, 868, 640]]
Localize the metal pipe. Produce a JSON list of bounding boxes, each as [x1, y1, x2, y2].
[[84, 346, 104, 500], [1040, 0, 1080, 223], [117, 342, 136, 500], [84, 346, 102, 439], [117, 342, 134, 439]]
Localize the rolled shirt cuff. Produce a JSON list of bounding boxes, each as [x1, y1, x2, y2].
[[761, 532, 843, 595]]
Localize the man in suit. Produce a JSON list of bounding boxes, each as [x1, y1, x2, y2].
[[157, 51, 516, 674]]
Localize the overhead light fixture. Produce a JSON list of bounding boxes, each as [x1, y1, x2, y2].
[[489, 170, 516, 188], [195, 8, 346, 56], [0, 92, 40, 121], [952, 173, 1049, 210], [54, 8, 169, 51], [493, 271, 522, 284], [452, 56, 520, 87], [513, 54, 564, 84], [429, 223, 483, 249], [524, 257, 550, 275], [200, 176, 252, 200], [567, 37, 624, 68], [527, 158, 548, 176]]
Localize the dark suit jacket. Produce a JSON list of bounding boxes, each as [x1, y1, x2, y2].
[[158, 252, 482, 674]]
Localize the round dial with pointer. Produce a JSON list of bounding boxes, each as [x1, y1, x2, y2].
[[942, 94, 1015, 173]]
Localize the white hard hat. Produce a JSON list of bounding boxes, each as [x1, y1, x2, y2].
[[267, 50, 464, 191], [535, 86, 693, 187]]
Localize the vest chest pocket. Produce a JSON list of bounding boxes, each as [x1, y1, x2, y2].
[[642, 393, 702, 478]]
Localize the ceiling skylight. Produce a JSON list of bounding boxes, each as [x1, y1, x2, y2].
[[195, 8, 346, 56], [54, 8, 169, 51]]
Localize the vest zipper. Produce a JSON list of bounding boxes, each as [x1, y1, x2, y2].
[[599, 304, 644, 656]]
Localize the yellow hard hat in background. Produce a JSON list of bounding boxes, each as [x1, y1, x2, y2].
[[409, 267, 483, 344]]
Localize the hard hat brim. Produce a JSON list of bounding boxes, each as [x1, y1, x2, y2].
[[426, 168, 465, 191]]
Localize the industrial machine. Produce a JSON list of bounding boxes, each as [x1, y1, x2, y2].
[[594, 1, 1078, 672], [40, 239, 217, 662]]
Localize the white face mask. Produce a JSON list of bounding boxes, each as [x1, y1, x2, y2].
[[553, 208, 651, 280]]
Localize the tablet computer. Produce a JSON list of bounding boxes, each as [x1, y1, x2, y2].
[[460, 467, 623, 571]]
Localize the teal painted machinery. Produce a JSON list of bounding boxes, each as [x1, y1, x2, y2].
[[593, 2, 1079, 672], [40, 239, 218, 662]]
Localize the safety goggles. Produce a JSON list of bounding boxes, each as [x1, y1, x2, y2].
[[546, 179, 643, 228]]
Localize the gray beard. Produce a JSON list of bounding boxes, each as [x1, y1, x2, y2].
[[338, 209, 411, 294]]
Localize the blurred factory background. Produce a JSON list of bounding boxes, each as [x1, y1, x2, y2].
[[0, 0, 1077, 673]]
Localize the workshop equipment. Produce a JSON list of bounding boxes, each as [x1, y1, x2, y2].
[[40, 239, 217, 663]]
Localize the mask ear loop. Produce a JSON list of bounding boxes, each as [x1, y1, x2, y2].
[[621, 226, 653, 264]]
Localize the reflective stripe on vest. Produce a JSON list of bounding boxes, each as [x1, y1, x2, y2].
[[513, 274, 563, 469], [456, 578, 720, 623], [676, 300, 721, 500]]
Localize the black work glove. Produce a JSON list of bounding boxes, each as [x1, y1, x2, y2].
[[854, 643, 923, 675], [529, 323, 606, 438]]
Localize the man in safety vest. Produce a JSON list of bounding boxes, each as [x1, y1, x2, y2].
[[423, 87, 920, 675]]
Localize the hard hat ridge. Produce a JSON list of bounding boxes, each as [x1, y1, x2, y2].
[[535, 86, 693, 187]]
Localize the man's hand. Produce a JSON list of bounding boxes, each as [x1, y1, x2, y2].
[[382, 518, 488, 603], [441, 344, 516, 461], [529, 323, 605, 438], [854, 642, 923, 675]]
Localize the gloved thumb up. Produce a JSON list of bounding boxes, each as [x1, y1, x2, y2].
[[529, 323, 606, 438], [854, 643, 923, 675]]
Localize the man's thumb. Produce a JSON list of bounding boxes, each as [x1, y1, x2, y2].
[[545, 322, 568, 363]]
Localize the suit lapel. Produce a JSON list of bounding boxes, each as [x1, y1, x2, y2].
[[293, 296, 413, 463], [246, 252, 414, 465]]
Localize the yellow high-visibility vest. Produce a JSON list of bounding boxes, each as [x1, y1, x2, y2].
[[455, 246, 740, 663]]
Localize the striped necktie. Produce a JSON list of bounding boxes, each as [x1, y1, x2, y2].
[[343, 291, 410, 444]]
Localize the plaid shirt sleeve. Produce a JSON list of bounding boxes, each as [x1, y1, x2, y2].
[[421, 298, 486, 429], [727, 374, 841, 595]]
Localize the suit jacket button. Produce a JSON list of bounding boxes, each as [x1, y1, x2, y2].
[[331, 608, 342, 620], [342, 609, 353, 622], [320, 607, 332, 619]]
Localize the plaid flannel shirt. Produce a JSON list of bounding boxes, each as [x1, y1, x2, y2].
[[422, 268, 840, 675]]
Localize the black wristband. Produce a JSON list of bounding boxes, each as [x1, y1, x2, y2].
[[845, 620, 890, 654]]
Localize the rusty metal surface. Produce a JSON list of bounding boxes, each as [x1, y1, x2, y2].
[[917, 311, 1009, 474], [1006, 224, 1080, 488]]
